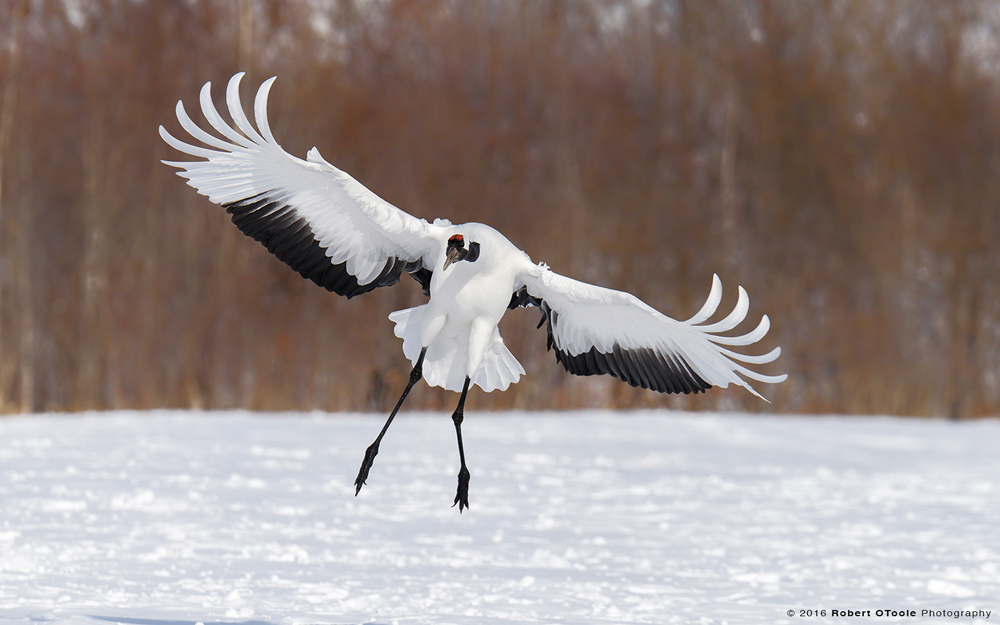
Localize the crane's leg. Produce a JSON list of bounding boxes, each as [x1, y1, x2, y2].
[[355, 348, 426, 496], [451, 377, 472, 512]]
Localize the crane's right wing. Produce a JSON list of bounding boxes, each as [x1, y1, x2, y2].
[[160, 73, 444, 298], [512, 267, 787, 400]]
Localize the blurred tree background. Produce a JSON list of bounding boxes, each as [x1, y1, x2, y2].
[[1, 0, 999, 418]]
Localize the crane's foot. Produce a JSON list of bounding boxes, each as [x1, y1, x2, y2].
[[354, 443, 379, 495], [452, 466, 470, 512]]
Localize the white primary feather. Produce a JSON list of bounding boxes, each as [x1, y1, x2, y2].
[[517, 267, 787, 400], [159, 72, 444, 285]]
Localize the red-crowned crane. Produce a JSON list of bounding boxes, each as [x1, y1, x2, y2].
[[160, 73, 787, 512]]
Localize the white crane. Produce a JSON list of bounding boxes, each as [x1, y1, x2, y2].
[[160, 73, 787, 511]]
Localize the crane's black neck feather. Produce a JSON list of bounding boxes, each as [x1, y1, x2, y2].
[[465, 241, 480, 263]]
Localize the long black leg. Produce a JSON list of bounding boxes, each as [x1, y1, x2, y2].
[[355, 348, 426, 496], [451, 376, 472, 512]]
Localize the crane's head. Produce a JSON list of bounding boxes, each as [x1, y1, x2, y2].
[[444, 234, 481, 270]]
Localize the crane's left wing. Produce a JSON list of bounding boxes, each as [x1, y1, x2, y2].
[[159, 73, 443, 298], [512, 268, 787, 400]]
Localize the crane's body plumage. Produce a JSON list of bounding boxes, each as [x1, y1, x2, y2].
[[160, 73, 787, 511], [394, 222, 530, 393]]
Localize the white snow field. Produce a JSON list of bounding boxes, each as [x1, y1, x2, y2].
[[0, 411, 998, 625]]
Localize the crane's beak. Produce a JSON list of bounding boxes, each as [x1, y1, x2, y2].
[[444, 246, 463, 270]]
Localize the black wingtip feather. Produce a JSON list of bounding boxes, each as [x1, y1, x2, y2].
[[221, 192, 431, 300], [557, 344, 711, 395], [510, 286, 712, 395]]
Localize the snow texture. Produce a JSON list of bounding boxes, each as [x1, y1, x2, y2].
[[1, 410, 998, 624]]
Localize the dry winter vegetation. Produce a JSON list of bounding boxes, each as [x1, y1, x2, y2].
[[1, 0, 1000, 416]]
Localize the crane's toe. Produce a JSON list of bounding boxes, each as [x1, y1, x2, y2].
[[354, 443, 379, 495], [453, 466, 471, 512]]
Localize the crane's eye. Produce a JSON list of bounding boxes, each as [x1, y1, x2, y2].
[[448, 234, 464, 247]]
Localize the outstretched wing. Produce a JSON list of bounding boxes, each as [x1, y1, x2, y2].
[[512, 268, 787, 399], [159, 73, 442, 298]]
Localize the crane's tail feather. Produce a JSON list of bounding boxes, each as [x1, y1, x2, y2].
[[389, 306, 426, 365], [471, 333, 524, 393], [389, 306, 524, 393]]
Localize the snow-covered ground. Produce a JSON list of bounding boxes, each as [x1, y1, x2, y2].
[[0, 410, 997, 625]]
